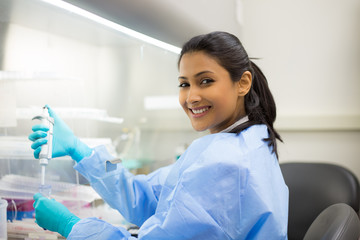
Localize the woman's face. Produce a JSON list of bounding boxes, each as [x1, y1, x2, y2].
[[178, 51, 249, 133]]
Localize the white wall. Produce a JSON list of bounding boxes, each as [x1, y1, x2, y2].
[[278, 130, 360, 173], [241, 0, 360, 177], [241, 0, 360, 119]]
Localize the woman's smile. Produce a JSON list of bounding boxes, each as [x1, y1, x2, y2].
[[189, 106, 211, 117]]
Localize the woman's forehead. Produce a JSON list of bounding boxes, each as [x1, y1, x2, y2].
[[178, 52, 230, 80]]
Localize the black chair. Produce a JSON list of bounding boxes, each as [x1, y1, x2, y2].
[[280, 162, 360, 240], [304, 203, 360, 240]]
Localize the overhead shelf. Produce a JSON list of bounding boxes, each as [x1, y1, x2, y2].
[[16, 107, 124, 124], [0, 136, 115, 160]]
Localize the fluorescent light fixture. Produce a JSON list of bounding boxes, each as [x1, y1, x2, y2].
[[144, 95, 181, 110], [40, 0, 182, 54]]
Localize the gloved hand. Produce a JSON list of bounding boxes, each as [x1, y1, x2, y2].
[[33, 193, 80, 238], [28, 105, 92, 162]]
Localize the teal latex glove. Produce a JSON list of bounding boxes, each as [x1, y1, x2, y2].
[[33, 193, 80, 238], [28, 105, 92, 162]]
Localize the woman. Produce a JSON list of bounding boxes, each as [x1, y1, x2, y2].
[[29, 31, 288, 239]]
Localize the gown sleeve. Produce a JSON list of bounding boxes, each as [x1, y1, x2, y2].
[[68, 217, 136, 239], [73, 145, 173, 226]]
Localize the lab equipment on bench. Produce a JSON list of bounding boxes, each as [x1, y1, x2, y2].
[[32, 106, 54, 197], [0, 174, 100, 203]]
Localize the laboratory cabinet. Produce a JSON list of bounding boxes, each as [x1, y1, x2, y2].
[[0, 0, 196, 239]]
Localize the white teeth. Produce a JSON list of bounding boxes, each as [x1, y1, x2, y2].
[[192, 107, 209, 114]]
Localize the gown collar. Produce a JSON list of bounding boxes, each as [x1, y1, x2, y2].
[[220, 116, 249, 133]]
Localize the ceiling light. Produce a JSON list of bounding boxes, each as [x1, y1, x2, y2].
[[40, 0, 182, 54]]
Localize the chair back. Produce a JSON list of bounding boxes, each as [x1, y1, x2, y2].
[[280, 162, 360, 240]]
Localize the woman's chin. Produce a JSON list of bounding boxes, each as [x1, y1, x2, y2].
[[191, 124, 209, 132]]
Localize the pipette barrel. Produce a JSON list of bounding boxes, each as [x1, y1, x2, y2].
[[39, 107, 52, 162]]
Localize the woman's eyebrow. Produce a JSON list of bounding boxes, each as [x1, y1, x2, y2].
[[178, 70, 214, 80]]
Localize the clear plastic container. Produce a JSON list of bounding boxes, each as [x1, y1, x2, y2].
[[0, 198, 8, 240], [38, 184, 52, 198]]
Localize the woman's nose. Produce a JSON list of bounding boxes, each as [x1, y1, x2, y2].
[[186, 86, 201, 104]]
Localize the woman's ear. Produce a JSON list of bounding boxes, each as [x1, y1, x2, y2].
[[237, 71, 252, 96]]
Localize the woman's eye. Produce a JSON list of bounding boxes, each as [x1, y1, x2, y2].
[[201, 78, 214, 84], [178, 82, 189, 88]]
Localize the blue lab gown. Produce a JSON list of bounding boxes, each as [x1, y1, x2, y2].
[[68, 124, 289, 239]]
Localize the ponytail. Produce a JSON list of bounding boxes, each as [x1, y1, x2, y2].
[[231, 61, 282, 158]]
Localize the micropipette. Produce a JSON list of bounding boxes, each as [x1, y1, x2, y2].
[[32, 106, 54, 197]]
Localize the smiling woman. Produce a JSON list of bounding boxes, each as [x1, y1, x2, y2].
[[29, 31, 289, 240], [178, 51, 251, 133], [178, 31, 282, 157]]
